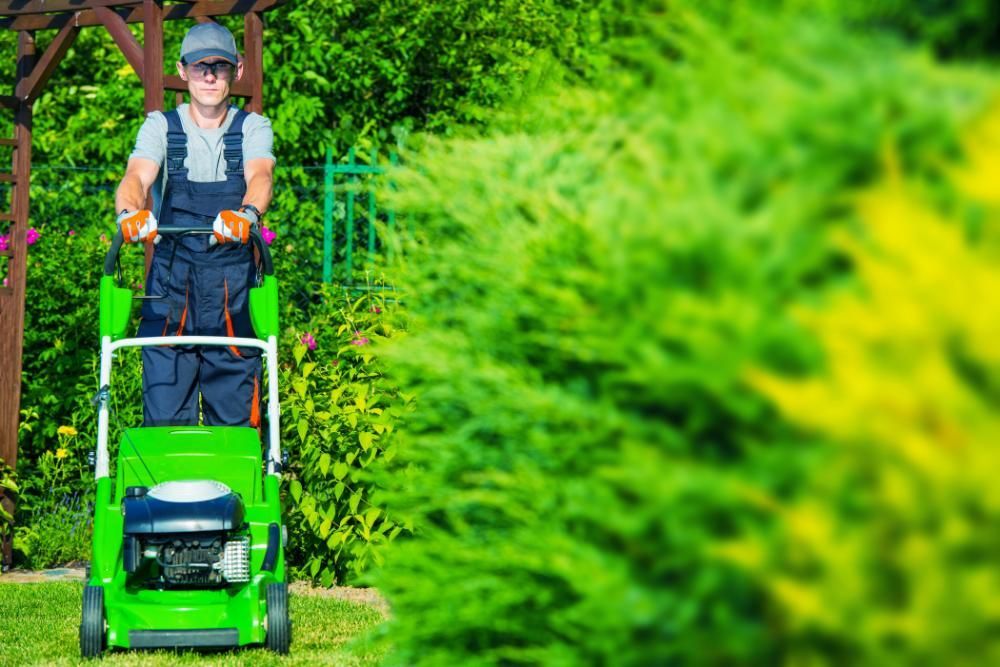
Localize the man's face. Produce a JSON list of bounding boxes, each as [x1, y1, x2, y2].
[[178, 58, 241, 106]]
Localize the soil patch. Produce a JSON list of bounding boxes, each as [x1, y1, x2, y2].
[[0, 567, 86, 583], [289, 581, 390, 616]]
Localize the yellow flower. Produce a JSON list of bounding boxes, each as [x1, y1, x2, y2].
[[57, 425, 77, 437], [55, 448, 68, 460]]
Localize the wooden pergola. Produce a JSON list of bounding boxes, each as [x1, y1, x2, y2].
[[0, 0, 285, 568]]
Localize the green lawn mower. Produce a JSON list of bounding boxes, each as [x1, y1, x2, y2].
[[81, 227, 289, 656]]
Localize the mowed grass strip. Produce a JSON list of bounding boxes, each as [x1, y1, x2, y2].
[[0, 582, 386, 666]]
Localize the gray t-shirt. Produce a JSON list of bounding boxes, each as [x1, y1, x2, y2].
[[129, 103, 275, 216]]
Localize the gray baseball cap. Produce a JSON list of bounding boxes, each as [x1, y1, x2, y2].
[[180, 23, 238, 65]]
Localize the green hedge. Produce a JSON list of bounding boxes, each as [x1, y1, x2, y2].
[[368, 2, 997, 664]]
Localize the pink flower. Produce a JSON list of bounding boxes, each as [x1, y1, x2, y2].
[[300, 332, 316, 351], [261, 226, 276, 246], [0, 234, 8, 251], [68, 229, 76, 236], [370, 306, 382, 314], [351, 331, 370, 346], [25, 228, 39, 246], [99, 233, 108, 243], [2, 277, 7, 287]]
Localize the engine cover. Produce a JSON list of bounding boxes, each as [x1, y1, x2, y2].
[[122, 481, 245, 535]]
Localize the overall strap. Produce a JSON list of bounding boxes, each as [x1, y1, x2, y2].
[[164, 109, 187, 175], [223, 109, 248, 176]]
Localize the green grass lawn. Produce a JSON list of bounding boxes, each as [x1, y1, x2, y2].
[[0, 582, 387, 666]]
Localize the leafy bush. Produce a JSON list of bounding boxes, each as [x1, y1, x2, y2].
[[368, 2, 997, 664], [12, 435, 92, 570], [280, 283, 408, 584]]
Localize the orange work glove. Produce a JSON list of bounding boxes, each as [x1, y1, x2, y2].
[[116, 209, 158, 244], [210, 208, 257, 245]]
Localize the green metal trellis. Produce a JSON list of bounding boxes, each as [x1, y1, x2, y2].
[[322, 146, 399, 284]]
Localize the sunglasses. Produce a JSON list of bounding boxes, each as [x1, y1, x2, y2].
[[186, 61, 235, 80]]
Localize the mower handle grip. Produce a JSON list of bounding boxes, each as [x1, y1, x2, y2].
[[104, 226, 274, 278]]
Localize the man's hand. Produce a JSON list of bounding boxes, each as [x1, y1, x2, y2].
[[117, 209, 159, 244], [210, 208, 257, 245]]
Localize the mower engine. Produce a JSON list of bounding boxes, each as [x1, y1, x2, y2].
[[121, 480, 250, 587]]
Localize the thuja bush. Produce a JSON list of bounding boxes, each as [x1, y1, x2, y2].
[[368, 2, 997, 664]]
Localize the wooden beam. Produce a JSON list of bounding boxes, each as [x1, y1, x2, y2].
[[0, 0, 287, 31], [95, 5, 143, 78], [0, 1, 139, 16], [142, 0, 162, 112], [15, 20, 79, 102]]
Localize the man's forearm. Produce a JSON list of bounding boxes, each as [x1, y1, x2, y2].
[[242, 171, 273, 215], [115, 173, 150, 213]]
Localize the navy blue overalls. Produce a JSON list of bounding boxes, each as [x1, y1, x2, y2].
[[138, 108, 261, 428]]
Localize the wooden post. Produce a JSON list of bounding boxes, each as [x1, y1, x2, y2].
[[0, 29, 33, 569], [142, 0, 163, 114], [243, 11, 264, 114], [142, 0, 163, 273]]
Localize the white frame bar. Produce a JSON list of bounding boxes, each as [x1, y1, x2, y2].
[[95, 335, 281, 479]]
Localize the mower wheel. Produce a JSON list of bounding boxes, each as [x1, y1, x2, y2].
[[265, 582, 291, 654], [80, 585, 106, 658]]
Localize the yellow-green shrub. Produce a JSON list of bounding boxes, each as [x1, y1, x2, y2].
[[747, 105, 1000, 664]]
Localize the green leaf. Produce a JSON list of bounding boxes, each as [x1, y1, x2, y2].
[[334, 461, 349, 480], [349, 490, 362, 514], [293, 343, 307, 366], [290, 479, 302, 503], [334, 482, 345, 500], [302, 362, 317, 378], [365, 507, 381, 527], [293, 378, 308, 399], [297, 418, 308, 444], [358, 431, 375, 451], [319, 517, 332, 539], [319, 453, 331, 476], [309, 557, 320, 578]]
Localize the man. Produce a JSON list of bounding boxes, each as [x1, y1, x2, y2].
[[114, 22, 275, 428]]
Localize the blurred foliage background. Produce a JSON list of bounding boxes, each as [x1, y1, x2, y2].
[[0, 0, 998, 664]]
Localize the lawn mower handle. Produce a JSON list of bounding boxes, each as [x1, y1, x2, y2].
[[104, 226, 274, 278]]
